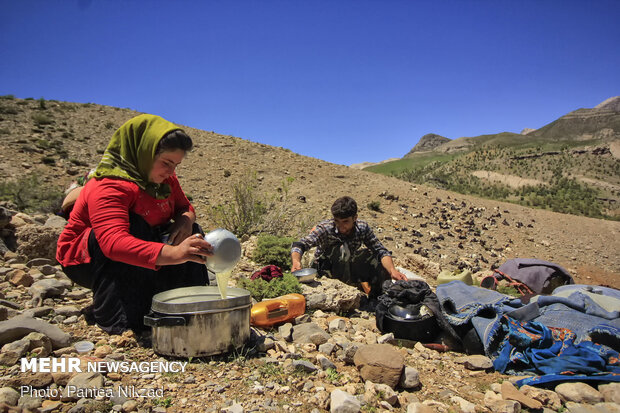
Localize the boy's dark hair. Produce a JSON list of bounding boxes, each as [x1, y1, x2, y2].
[[156, 130, 193, 154], [331, 196, 358, 219]]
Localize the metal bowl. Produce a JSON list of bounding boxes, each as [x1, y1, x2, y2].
[[292, 268, 317, 283]]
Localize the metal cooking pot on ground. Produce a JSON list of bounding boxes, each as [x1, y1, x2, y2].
[[144, 286, 251, 357], [382, 304, 439, 342], [292, 268, 317, 283], [204, 228, 242, 273]]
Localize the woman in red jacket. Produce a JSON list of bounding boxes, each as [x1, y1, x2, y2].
[[57, 114, 212, 334]]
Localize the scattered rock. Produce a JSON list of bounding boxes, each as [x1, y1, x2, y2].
[[302, 278, 362, 312], [456, 354, 493, 370], [501, 381, 542, 409], [353, 343, 404, 388], [291, 322, 331, 345], [330, 389, 360, 413], [555, 382, 603, 404], [599, 383, 620, 403], [399, 366, 420, 389], [0, 387, 19, 406], [0, 315, 72, 349]]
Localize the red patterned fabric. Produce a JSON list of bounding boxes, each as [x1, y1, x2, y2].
[[251, 265, 283, 281]]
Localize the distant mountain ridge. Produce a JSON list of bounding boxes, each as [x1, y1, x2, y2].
[[365, 96, 620, 219], [399, 96, 620, 156]]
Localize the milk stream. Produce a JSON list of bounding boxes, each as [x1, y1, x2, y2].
[[215, 270, 231, 299]]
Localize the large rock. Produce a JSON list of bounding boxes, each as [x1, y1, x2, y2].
[[301, 278, 363, 312], [0, 315, 71, 349], [291, 323, 331, 345], [16, 224, 62, 261], [555, 382, 603, 404], [353, 343, 404, 388]]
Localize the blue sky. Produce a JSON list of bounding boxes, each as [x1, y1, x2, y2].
[[1, 0, 619, 165]]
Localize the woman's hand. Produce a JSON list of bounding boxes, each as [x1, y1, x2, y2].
[[156, 234, 213, 266], [168, 214, 194, 246]]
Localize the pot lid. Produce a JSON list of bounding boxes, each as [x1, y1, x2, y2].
[[151, 286, 251, 315]]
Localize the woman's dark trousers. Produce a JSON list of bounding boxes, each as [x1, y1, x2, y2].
[[62, 214, 208, 335]]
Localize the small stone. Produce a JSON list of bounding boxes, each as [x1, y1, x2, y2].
[[9, 270, 33, 287], [295, 314, 311, 324], [501, 381, 542, 409], [450, 396, 476, 413], [54, 306, 81, 317], [93, 345, 113, 358], [377, 332, 394, 344], [278, 323, 293, 341], [0, 339, 29, 365], [293, 360, 318, 373], [18, 395, 43, 410], [330, 389, 360, 413], [399, 366, 420, 389], [62, 315, 79, 324], [0, 387, 19, 406], [316, 354, 336, 371], [456, 354, 493, 370], [40, 400, 62, 413], [519, 385, 562, 410], [318, 343, 336, 355], [406, 402, 434, 413], [599, 383, 620, 403], [328, 318, 347, 333]]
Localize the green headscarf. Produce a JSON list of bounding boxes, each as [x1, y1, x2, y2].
[[93, 114, 182, 199]]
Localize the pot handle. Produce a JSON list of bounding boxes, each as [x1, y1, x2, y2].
[[143, 314, 187, 327]]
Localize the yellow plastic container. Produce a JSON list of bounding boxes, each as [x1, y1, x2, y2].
[[436, 269, 473, 285], [250, 294, 306, 328]]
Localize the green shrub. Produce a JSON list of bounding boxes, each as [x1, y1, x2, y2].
[[0, 173, 63, 212], [38, 97, 46, 109], [253, 234, 295, 270], [209, 172, 267, 237], [367, 200, 381, 212], [31, 113, 53, 126], [237, 272, 302, 301], [0, 95, 15, 100], [0, 105, 19, 115], [104, 121, 115, 129], [41, 156, 56, 165]]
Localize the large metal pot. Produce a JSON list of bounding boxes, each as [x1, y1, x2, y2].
[[144, 286, 251, 357]]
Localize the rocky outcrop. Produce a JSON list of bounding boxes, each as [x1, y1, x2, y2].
[[404, 134, 451, 156]]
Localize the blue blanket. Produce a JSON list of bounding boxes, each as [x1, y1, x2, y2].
[[436, 282, 620, 385]]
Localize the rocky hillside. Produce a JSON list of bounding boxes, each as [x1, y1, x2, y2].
[[0, 96, 619, 412]]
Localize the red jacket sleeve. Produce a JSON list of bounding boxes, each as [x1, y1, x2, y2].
[[88, 180, 164, 270]]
